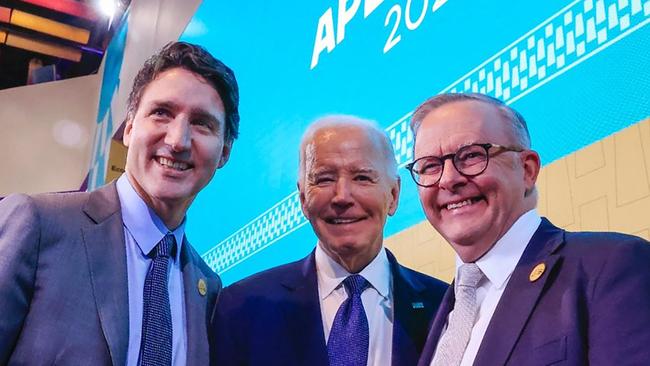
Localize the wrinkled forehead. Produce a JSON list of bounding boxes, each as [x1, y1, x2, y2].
[[304, 127, 386, 169], [414, 100, 513, 155]]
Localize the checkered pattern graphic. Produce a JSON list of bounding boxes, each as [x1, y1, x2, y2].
[[202, 193, 307, 273], [202, 0, 650, 274], [446, 0, 650, 101]]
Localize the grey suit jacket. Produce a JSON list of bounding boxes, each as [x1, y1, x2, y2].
[[0, 182, 221, 365]]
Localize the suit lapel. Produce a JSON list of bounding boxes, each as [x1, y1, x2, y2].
[[180, 239, 210, 366], [417, 285, 454, 366], [81, 183, 129, 366], [280, 252, 329, 366], [389, 250, 435, 366], [473, 218, 565, 366]]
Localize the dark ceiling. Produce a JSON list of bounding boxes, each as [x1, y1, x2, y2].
[[0, 0, 130, 90]]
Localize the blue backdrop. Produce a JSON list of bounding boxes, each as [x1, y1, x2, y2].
[[178, 0, 650, 285]]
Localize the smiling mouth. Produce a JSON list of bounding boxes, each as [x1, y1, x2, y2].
[[442, 196, 484, 211], [325, 217, 365, 225], [156, 156, 192, 171]]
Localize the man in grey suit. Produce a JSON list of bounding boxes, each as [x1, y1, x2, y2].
[[0, 41, 239, 365]]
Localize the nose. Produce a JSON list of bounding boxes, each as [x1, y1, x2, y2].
[[331, 178, 354, 208], [437, 158, 467, 192], [165, 117, 191, 152]]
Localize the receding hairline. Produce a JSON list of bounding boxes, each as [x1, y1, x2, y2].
[[410, 93, 531, 148], [298, 115, 397, 183]]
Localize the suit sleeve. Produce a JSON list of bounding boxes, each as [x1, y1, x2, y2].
[[0, 194, 40, 363], [209, 287, 243, 366], [588, 236, 650, 365]]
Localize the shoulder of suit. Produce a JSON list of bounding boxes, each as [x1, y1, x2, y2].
[[184, 241, 220, 280], [223, 257, 306, 294], [405, 269, 449, 295], [2, 190, 90, 219], [393, 259, 449, 289], [556, 230, 650, 275], [562, 229, 649, 255]]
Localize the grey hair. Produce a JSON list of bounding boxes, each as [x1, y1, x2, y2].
[[298, 115, 398, 184], [410, 93, 531, 148]]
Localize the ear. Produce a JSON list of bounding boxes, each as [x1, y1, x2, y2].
[[521, 149, 541, 193], [387, 176, 401, 216], [217, 140, 233, 168], [123, 118, 134, 147], [297, 180, 311, 220]]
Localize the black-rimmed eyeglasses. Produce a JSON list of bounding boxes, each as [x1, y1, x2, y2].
[[405, 143, 524, 187]]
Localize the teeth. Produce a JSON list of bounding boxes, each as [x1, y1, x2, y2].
[[446, 199, 473, 210], [330, 218, 359, 224], [158, 157, 189, 171]]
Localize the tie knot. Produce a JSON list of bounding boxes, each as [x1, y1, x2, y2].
[[457, 263, 483, 288], [151, 233, 176, 259], [342, 274, 369, 296]]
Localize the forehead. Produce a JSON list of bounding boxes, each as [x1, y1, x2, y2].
[[138, 67, 225, 114], [305, 126, 386, 170], [414, 100, 512, 154]]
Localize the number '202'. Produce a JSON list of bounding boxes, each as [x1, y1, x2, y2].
[[384, 0, 449, 53]]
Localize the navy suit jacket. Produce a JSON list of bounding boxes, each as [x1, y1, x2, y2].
[[418, 218, 650, 366], [211, 250, 448, 366], [0, 183, 221, 365]]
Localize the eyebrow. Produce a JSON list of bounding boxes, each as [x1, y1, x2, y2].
[[192, 110, 221, 129], [149, 100, 178, 111], [351, 167, 378, 175], [150, 100, 222, 128]]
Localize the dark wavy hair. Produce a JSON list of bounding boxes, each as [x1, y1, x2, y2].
[[125, 41, 240, 142]]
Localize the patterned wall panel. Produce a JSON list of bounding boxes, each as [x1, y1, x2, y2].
[[201, 0, 650, 275]]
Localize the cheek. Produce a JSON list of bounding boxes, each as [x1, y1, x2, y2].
[[196, 138, 224, 166], [302, 190, 324, 214], [418, 188, 438, 212]]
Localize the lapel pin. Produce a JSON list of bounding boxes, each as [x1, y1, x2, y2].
[[412, 302, 424, 309], [198, 278, 207, 296], [529, 263, 546, 282]]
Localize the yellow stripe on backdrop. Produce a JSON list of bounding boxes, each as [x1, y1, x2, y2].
[[10, 9, 89, 44], [6, 33, 82, 61]]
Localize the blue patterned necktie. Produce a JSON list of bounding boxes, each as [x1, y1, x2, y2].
[[327, 274, 370, 366], [139, 233, 175, 366]]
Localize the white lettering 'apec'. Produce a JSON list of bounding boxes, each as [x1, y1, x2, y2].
[[337, 0, 361, 44], [311, 0, 451, 69]]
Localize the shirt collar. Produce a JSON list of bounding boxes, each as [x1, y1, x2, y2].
[[315, 243, 391, 300], [116, 174, 185, 261], [455, 209, 541, 289]]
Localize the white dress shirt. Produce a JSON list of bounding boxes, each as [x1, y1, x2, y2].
[[116, 175, 188, 366], [316, 244, 394, 366], [432, 209, 541, 366]]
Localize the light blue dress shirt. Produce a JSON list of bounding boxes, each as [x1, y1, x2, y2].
[[116, 174, 188, 366]]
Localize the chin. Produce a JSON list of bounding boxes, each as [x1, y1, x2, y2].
[[153, 187, 193, 201]]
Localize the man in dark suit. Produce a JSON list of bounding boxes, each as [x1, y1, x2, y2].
[[211, 116, 448, 366], [0, 41, 240, 365], [406, 93, 650, 366]]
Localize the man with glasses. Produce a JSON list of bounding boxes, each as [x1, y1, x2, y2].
[[407, 93, 650, 366], [211, 115, 448, 366]]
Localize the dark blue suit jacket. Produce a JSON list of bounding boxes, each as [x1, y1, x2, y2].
[[417, 218, 650, 366], [211, 249, 448, 366]]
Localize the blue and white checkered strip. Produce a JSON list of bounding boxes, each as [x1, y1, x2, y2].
[[202, 0, 650, 274]]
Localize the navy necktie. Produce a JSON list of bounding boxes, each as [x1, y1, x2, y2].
[[327, 274, 370, 366], [139, 233, 175, 366]]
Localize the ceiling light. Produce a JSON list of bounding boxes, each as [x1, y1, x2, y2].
[[99, 0, 116, 18]]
